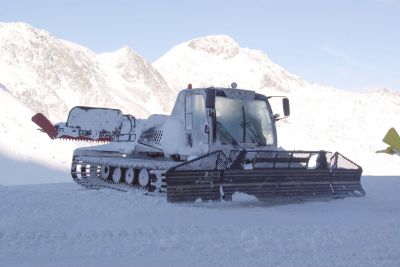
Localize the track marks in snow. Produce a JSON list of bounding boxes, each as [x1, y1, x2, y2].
[[1, 223, 400, 267], [1, 179, 400, 266]]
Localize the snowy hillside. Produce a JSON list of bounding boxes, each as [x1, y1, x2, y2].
[[154, 35, 400, 175], [0, 83, 81, 185], [0, 22, 174, 122], [98, 47, 176, 115], [277, 85, 400, 174]]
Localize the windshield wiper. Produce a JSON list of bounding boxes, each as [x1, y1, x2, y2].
[[216, 121, 241, 148], [244, 121, 262, 146]]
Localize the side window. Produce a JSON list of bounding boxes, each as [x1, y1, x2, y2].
[[185, 92, 208, 148], [192, 94, 206, 128], [192, 94, 207, 146], [185, 93, 193, 130]]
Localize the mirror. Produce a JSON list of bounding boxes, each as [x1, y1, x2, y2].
[[282, 98, 290, 117], [267, 96, 290, 121]]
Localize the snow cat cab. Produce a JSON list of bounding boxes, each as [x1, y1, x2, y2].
[[32, 84, 365, 202]]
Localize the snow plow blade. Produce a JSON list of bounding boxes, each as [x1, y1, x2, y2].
[[166, 150, 364, 203], [32, 113, 58, 139]]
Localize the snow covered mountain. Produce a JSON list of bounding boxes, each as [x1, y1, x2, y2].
[[153, 35, 308, 92], [0, 22, 174, 122], [0, 22, 175, 185]]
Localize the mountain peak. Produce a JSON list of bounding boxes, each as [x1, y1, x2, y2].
[[0, 21, 34, 31], [101, 45, 149, 68], [154, 34, 306, 91], [187, 35, 240, 59], [102, 46, 147, 62], [0, 22, 51, 40], [116, 46, 135, 55]]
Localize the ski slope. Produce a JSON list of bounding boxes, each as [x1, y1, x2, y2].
[[1, 176, 399, 267]]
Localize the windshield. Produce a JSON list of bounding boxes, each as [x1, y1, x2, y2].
[[215, 96, 274, 146]]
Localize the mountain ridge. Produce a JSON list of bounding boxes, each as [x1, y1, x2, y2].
[[153, 34, 309, 92], [0, 22, 173, 121]]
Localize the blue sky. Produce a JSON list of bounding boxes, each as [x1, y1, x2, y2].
[[1, 0, 399, 91]]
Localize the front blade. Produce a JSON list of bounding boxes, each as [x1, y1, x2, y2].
[[223, 151, 364, 201], [330, 152, 365, 197], [222, 168, 334, 201], [166, 150, 365, 203]]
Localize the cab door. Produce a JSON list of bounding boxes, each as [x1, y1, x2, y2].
[[185, 92, 209, 153]]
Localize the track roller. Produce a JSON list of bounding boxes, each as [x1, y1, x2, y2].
[[112, 167, 123, 183], [138, 169, 150, 187], [80, 165, 88, 178], [125, 168, 136, 184], [100, 165, 111, 180]]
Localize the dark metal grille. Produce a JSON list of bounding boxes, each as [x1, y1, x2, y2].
[[154, 130, 163, 145], [171, 150, 228, 171], [330, 152, 361, 170], [228, 150, 334, 170], [164, 150, 364, 202]]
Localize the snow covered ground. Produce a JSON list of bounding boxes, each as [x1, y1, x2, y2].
[[1, 176, 399, 267]]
